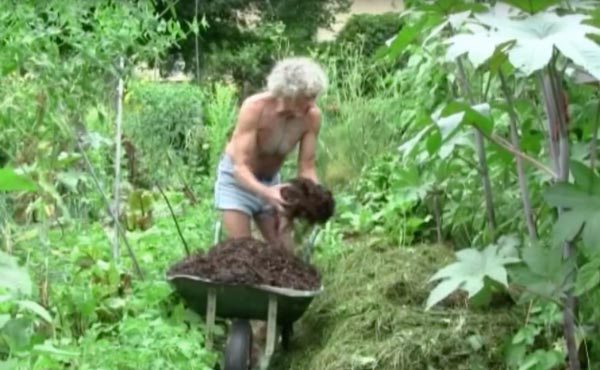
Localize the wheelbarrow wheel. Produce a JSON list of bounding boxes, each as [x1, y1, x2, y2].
[[224, 320, 252, 370]]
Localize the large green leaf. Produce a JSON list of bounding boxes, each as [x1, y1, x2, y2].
[[544, 183, 600, 209], [434, 110, 465, 140], [17, 300, 53, 323], [501, 0, 561, 13], [418, 0, 487, 14], [582, 212, 600, 255], [33, 343, 79, 358], [425, 238, 520, 310], [0, 314, 10, 330], [381, 16, 431, 60], [551, 210, 586, 246], [570, 159, 600, 194], [446, 24, 512, 67], [0, 251, 32, 297], [510, 244, 574, 301], [442, 101, 494, 133], [0, 167, 37, 192], [545, 178, 600, 255], [474, 11, 600, 79], [397, 126, 433, 158], [574, 259, 600, 296]]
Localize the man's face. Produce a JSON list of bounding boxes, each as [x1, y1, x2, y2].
[[293, 96, 316, 113], [282, 96, 316, 116]]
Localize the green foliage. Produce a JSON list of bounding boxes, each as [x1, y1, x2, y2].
[[446, 7, 600, 79], [503, 301, 565, 370], [0, 0, 183, 224], [124, 80, 207, 182], [202, 82, 238, 173], [336, 12, 404, 56], [0, 251, 55, 360], [4, 190, 219, 368], [0, 251, 33, 297], [501, 0, 562, 14], [0, 168, 37, 192], [4, 0, 600, 368], [156, 0, 351, 84], [426, 236, 521, 310], [201, 21, 291, 89]]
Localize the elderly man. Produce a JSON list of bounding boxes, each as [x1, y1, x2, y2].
[[214, 56, 327, 245]]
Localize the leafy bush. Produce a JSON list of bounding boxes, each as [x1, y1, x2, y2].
[[201, 21, 294, 91], [336, 12, 403, 56], [155, 0, 351, 77], [123, 81, 207, 182]]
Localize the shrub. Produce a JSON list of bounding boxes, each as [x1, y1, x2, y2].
[[123, 80, 208, 184], [335, 12, 403, 56]]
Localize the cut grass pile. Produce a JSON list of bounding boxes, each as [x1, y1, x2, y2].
[[271, 241, 524, 370]]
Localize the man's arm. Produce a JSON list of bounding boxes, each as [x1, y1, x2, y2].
[[297, 107, 321, 183], [229, 101, 270, 197]]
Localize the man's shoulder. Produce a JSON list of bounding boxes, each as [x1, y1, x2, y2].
[[241, 91, 270, 108], [239, 94, 268, 120]]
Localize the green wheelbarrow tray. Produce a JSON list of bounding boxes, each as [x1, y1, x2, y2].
[[166, 273, 322, 324]]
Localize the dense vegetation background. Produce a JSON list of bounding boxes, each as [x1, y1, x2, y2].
[[2, 0, 600, 369]]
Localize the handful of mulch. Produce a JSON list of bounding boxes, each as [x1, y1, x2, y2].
[[167, 237, 321, 291], [280, 177, 335, 224]]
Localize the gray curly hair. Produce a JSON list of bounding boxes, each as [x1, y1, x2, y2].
[[266, 57, 328, 98]]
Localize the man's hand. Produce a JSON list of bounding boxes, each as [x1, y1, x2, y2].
[[261, 184, 290, 213]]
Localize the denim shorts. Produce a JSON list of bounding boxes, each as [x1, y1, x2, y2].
[[213, 153, 280, 217]]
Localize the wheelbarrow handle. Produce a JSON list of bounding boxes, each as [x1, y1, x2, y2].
[[214, 219, 222, 245]]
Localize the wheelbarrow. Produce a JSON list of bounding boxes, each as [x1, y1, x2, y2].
[[166, 222, 322, 370]]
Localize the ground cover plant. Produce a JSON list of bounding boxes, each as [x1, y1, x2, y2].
[[2, 0, 600, 369]]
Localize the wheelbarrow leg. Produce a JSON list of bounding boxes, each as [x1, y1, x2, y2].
[[259, 294, 278, 369], [205, 288, 217, 350]]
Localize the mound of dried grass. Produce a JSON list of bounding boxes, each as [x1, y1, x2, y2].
[[271, 242, 523, 370]]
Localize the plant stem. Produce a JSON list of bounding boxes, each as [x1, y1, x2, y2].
[[537, 73, 561, 175], [455, 57, 497, 236], [74, 131, 144, 280], [156, 183, 190, 256], [167, 151, 198, 205], [590, 98, 600, 170], [112, 56, 124, 262], [432, 190, 443, 244], [194, 0, 201, 85], [498, 71, 537, 241], [475, 128, 556, 178], [542, 62, 580, 370]]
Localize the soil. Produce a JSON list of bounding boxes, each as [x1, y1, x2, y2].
[[167, 237, 321, 291], [280, 178, 335, 225]]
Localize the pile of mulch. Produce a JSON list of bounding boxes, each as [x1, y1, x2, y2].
[[167, 237, 321, 291], [280, 178, 335, 224]]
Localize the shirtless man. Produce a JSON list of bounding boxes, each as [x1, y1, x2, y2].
[[214, 57, 327, 246]]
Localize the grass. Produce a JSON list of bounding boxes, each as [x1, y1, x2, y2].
[[271, 240, 524, 370]]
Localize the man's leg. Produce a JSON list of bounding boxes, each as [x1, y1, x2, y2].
[[221, 209, 252, 239], [255, 213, 294, 251], [254, 213, 279, 245]]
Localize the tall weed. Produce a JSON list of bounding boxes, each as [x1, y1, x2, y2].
[[201, 82, 239, 178], [311, 43, 406, 189], [123, 80, 205, 185]]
